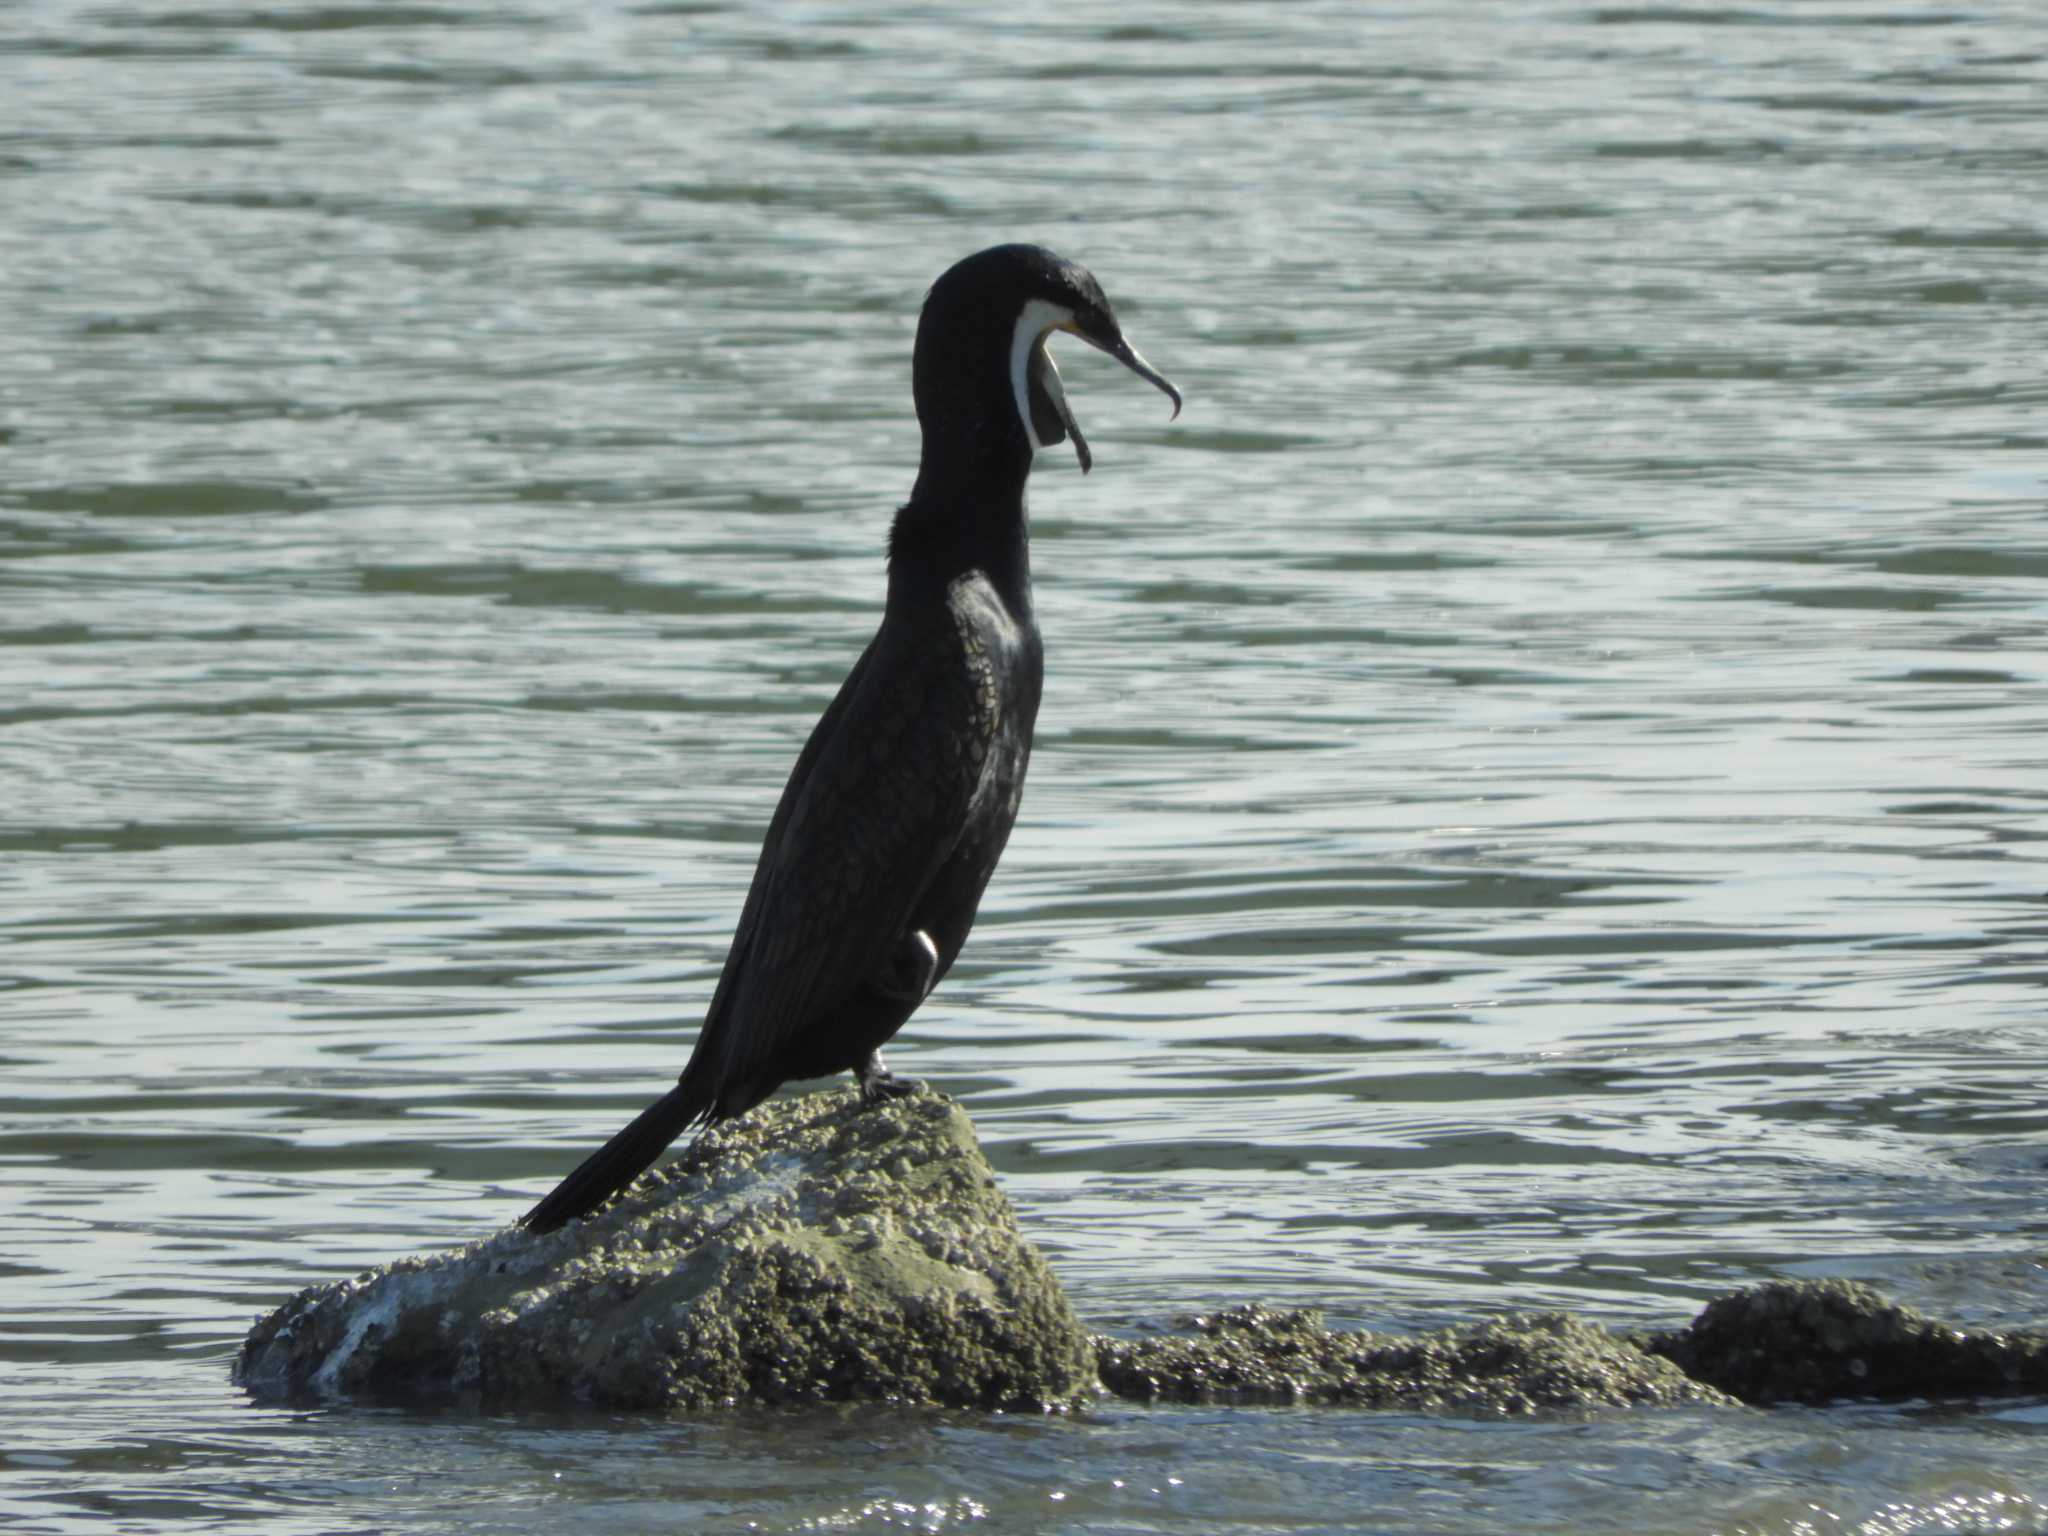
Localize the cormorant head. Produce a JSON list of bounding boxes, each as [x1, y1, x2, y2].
[[912, 243, 1180, 478]]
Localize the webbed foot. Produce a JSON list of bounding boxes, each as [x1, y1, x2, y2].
[[855, 1049, 924, 1103]]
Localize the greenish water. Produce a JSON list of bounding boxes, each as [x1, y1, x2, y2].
[[4, 1, 2047, 1531]]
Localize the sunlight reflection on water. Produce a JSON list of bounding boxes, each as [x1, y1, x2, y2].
[[4, 0, 2047, 1530]]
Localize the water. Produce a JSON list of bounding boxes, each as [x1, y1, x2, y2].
[[4, 0, 2047, 1530]]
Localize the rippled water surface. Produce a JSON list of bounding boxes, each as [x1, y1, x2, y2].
[[5, 1, 2048, 1531]]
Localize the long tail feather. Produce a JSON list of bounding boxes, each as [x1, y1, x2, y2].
[[522, 1082, 709, 1233]]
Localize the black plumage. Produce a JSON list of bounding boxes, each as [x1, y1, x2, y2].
[[522, 244, 1179, 1233]]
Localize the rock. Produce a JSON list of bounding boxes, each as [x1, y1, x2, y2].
[[1640, 1278, 2048, 1405], [1095, 1303, 1734, 1413], [239, 1092, 2048, 1418], [1098, 1285, 2048, 1414], [237, 1088, 1095, 1412]]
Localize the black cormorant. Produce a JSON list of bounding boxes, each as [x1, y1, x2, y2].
[[522, 244, 1180, 1233]]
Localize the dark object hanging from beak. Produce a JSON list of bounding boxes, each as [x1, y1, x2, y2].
[[1030, 324, 1181, 475]]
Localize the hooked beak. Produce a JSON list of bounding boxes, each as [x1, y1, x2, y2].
[[1037, 323, 1181, 476], [1083, 330, 1183, 422]]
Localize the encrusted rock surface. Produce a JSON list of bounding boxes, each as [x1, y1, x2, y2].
[[238, 1088, 1094, 1411], [1095, 1303, 1736, 1413], [1095, 1284, 2048, 1414], [1639, 1278, 2048, 1405], [240, 1088, 2048, 1418]]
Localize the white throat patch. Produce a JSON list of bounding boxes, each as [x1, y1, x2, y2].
[[1008, 298, 1076, 454]]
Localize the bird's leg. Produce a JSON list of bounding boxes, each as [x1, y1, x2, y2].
[[858, 929, 938, 1103], [856, 1049, 922, 1102], [875, 928, 940, 1005]]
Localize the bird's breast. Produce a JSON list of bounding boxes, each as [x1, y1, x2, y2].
[[944, 572, 1041, 817]]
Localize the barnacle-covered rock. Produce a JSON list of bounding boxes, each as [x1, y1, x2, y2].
[[1095, 1303, 1734, 1413], [1639, 1278, 2048, 1405], [237, 1088, 1093, 1412]]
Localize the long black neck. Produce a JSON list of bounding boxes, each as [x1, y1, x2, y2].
[[886, 440, 1035, 621]]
